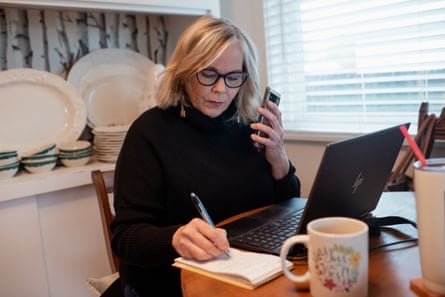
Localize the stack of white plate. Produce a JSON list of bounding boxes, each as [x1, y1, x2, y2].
[[92, 125, 129, 163], [0, 150, 20, 180]]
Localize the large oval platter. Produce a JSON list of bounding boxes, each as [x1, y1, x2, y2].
[[0, 68, 86, 157]]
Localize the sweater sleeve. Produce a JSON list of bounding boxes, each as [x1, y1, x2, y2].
[[274, 161, 301, 202], [110, 119, 180, 268]]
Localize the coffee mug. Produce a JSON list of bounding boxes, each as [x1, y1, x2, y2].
[[413, 158, 445, 295], [280, 217, 369, 297]]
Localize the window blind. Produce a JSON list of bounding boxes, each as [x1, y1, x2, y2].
[[263, 0, 445, 134]]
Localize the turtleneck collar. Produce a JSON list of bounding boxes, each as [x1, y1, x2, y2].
[[179, 99, 240, 133]]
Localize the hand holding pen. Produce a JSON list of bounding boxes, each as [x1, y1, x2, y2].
[[171, 193, 230, 260], [190, 192, 230, 257]]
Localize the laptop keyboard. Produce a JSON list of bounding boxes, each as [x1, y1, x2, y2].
[[232, 209, 303, 251]]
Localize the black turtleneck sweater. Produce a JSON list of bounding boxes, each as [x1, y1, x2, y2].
[[111, 103, 300, 296]]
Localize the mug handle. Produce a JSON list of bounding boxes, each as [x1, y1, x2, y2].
[[280, 235, 310, 283]]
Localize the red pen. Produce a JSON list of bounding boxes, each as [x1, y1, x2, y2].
[[399, 125, 427, 167]]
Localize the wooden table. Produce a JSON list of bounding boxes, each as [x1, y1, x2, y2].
[[181, 192, 422, 297]]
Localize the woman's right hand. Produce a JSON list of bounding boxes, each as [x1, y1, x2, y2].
[[172, 218, 230, 261]]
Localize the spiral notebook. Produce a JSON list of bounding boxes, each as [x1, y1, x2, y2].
[[173, 248, 293, 290]]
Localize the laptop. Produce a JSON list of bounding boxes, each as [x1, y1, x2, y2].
[[223, 123, 409, 258]]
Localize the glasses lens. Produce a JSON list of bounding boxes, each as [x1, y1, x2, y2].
[[197, 70, 219, 86], [225, 72, 247, 88]]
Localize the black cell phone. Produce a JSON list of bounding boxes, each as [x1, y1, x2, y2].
[[253, 87, 281, 151]]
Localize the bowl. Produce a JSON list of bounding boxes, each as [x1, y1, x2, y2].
[[59, 154, 91, 167], [0, 150, 17, 157], [21, 154, 58, 164], [58, 148, 92, 158], [59, 140, 92, 153], [33, 144, 57, 156], [0, 151, 18, 166], [23, 159, 57, 174], [0, 161, 20, 180]]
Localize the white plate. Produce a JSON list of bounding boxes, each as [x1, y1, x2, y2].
[[0, 68, 86, 157], [67, 48, 154, 90], [94, 136, 126, 142], [82, 74, 146, 127], [67, 48, 159, 128], [93, 125, 130, 134], [95, 155, 118, 163]]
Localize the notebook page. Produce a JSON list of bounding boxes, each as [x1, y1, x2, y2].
[[174, 248, 293, 286]]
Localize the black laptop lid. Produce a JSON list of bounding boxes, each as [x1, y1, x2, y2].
[[296, 123, 409, 233]]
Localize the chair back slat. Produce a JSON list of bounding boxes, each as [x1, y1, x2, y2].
[[91, 169, 119, 273]]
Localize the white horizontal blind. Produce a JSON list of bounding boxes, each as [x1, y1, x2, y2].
[[263, 0, 445, 133]]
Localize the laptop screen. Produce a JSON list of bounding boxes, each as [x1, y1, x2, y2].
[[224, 123, 409, 255], [296, 123, 410, 233]]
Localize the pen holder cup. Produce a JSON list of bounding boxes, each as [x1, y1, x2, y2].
[[413, 158, 445, 295]]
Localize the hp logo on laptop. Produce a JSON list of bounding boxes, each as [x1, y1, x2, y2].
[[352, 172, 364, 195]]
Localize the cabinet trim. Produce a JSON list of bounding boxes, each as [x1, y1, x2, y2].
[[1, 0, 220, 16], [0, 162, 114, 203]]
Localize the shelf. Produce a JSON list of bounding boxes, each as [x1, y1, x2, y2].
[[0, 161, 114, 203], [0, 0, 221, 16], [0, 0, 220, 203]]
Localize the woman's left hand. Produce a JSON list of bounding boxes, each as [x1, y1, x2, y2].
[[250, 100, 290, 179]]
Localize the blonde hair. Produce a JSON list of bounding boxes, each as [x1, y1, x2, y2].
[[156, 15, 261, 123]]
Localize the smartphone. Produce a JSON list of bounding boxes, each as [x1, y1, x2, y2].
[[253, 87, 281, 150]]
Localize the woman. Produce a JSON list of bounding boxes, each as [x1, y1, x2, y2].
[[111, 15, 300, 297]]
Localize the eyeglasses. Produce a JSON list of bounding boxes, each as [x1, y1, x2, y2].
[[196, 69, 249, 88]]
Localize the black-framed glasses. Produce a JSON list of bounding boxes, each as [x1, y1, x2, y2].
[[196, 69, 249, 88]]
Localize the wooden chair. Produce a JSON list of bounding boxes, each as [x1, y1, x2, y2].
[[386, 102, 438, 191], [91, 169, 119, 273], [419, 102, 445, 141]]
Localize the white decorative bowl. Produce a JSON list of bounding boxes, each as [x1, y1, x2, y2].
[[0, 161, 20, 180], [23, 159, 57, 174], [0, 151, 18, 166], [21, 154, 58, 164], [59, 140, 91, 153], [0, 150, 17, 157], [58, 148, 92, 158], [59, 154, 91, 167], [33, 144, 57, 156]]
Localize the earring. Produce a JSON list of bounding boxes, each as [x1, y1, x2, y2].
[[180, 103, 186, 118]]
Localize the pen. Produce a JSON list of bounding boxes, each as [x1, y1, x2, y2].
[[399, 125, 428, 167], [190, 192, 230, 257]]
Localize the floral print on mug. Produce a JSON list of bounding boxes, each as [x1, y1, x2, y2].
[[313, 244, 362, 292]]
